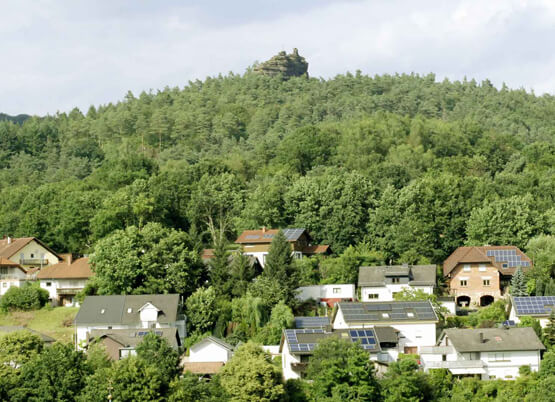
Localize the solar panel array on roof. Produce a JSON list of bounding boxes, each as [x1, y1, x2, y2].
[[339, 301, 437, 322], [349, 329, 378, 350], [245, 235, 260, 240], [294, 317, 330, 329], [486, 250, 531, 268], [285, 328, 324, 353], [513, 296, 555, 315], [282, 228, 305, 241]]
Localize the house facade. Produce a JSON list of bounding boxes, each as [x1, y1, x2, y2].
[[280, 326, 399, 380], [509, 296, 555, 328], [74, 294, 186, 349], [332, 301, 438, 354], [358, 264, 436, 302], [296, 284, 355, 307], [420, 328, 545, 380], [235, 228, 330, 267], [37, 257, 93, 306], [0, 237, 61, 270], [182, 336, 234, 375], [0, 258, 29, 296], [443, 246, 532, 307]]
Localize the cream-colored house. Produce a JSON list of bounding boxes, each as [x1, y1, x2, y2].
[[0, 258, 28, 296], [0, 237, 61, 270]]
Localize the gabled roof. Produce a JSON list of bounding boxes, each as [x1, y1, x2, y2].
[[512, 296, 555, 317], [0, 257, 26, 273], [0, 326, 56, 343], [335, 301, 438, 324], [294, 316, 330, 329], [37, 257, 93, 279], [0, 237, 61, 261], [89, 327, 180, 349], [191, 336, 234, 352], [75, 294, 180, 325], [358, 265, 436, 287], [441, 328, 545, 352], [443, 246, 532, 276], [235, 228, 308, 244]]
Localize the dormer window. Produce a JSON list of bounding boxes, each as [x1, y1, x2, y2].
[[502, 263, 508, 269]]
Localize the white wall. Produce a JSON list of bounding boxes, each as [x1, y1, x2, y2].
[[281, 338, 302, 381], [361, 284, 433, 302], [40, 278, 88, 303], [482, 350, 541, 379], [296, 284, 355, 301], [189, 341, 232, 363], [243, 251, 267, 267]]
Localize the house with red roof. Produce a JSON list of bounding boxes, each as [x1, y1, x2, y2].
[[443, 246, 532, 308]]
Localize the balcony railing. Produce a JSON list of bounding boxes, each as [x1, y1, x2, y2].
[[19, 259, 48, 266], [425, 360, 484, 370]]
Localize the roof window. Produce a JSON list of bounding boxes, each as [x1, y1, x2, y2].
[[127, 308, 133, 313], [407, 312, 415, 318], [382, 313, 390, 318], [100, 309, 105, 314]]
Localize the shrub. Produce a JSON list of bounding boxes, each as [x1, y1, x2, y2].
[[0, 283, 49, 311]]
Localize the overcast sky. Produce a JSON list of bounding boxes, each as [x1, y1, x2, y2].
[[2, 0, 555, 116]]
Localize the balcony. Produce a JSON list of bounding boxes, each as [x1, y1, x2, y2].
[[424, 360, 485, 374], [57, 288, 82, 295], [20, 259, 48, 266]]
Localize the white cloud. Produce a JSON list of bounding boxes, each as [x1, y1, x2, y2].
[[0, 0, 554, 115]]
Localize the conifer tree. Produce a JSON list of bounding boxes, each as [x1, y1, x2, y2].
[[230, 252, 257, 297], [510, 268, 527, 296], [208, 222, 231, 297], [544, 310, 555, 347], [263, 230, 297, 305]]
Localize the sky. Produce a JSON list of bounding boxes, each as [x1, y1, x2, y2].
[[2, 0, 555, 116]]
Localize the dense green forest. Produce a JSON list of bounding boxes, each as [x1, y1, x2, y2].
[[1, 72, 553, 260]]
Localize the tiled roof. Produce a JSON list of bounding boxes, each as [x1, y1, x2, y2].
[[443, 246, 532, 276], [0, 237, 60, 260], [442, 328, 545, 352], [235, 228, 307, 244], [302, 245, 330, 254], [358, 265, 436, 287], [0, 257, 25, 273], [89, 327, 180, 349], [37, 257, 93, 279]]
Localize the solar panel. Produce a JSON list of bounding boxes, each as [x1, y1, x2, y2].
[[514, 296, 555, 315]]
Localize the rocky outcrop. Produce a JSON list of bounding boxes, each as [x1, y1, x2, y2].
[[254, 48, 308, 78]]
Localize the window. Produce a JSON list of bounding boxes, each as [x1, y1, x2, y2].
[[333, 288, 341, 294], [483, 279, 490, 286], [368, 294, 378, 300], [100, 309, 106, 314], [463, 264, 471, 272], [127, 308, 133, 313], [479, 264, 486, 272], [502, 263, 508, 269], [391, 277, 400, 284], [460, 280, 468, 287], [382, 313, 390, 318], [30, 253, 35, 258], [46, 282, 52, 287], [490, 352, 510, 362], [0, 267, 6, 275]]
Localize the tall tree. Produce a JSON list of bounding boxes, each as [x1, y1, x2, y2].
[[511, 268, 528, 296], [263, 230, 297, 305]]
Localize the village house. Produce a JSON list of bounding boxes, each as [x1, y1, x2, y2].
[[74, 294, 186, 349], [280, 326, 399, 380], [0, 236, 61, 270], [234, 228, 330, 267], [295, 284, 355, 307], [182, 336, 235, 375], [420, 327, 545, 380], [332, 301, 438, 355], [358, 264, 436, 302], [443, 246, 532, 308], [0, 258, 29, 296], [37, 256, 93, 306], [87, 328, 181, 360], [509, 296, 555, 328]]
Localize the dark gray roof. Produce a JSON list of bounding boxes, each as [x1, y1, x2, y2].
[[374, 326, 399, 344], [294, 316, 330, 329], [89, 327, 180, 349], [192, 336, 234, 352], [337, 301, 438, 323], [358, 265, 436, 287], [513, 296, 555, 316], [0, 326, 56, 343], [442, 328, 545, 352], [75, 294, 180, 325], [282, 328, 383, 354]]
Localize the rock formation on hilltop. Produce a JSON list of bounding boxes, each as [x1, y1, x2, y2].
[[254, 48, 308, 78]]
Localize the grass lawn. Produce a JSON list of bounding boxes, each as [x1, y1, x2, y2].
[[0, 307, 79, 343]]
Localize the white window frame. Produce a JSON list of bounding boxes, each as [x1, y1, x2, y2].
[[463, 264, 471, 272]]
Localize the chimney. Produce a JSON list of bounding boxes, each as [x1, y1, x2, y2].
[[7, 237, 11, 244], [479, 332, 485, 343], [262, 226, 266, 233], [67, 254, 72, 265]]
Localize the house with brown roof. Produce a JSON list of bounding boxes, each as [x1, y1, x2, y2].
[[0, 258, 29, 296], [443, 246, 532, 308], [235, 228, 330, 267], [0, 236, 61, 270], [37, 257, 93, 306]]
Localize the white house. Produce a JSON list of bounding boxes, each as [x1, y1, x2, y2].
[[37, 257, 93, 306], [358, 264, 436, 302], [420, 327, 545, 380], [296, 284, 355, 307], [182, 336, 234, 375], [74, 294, 185, 349], [280, 326, 399, 380], [0, 258, 29, 296], [332, 301, 438, 354], [509, 296, 555, 328]]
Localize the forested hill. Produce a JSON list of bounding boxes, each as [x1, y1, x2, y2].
[[0, 72, 553, 263], [0, 113, 30, 124]]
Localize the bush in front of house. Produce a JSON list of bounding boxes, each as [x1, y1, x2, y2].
[[0, 283, 49, 312]]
